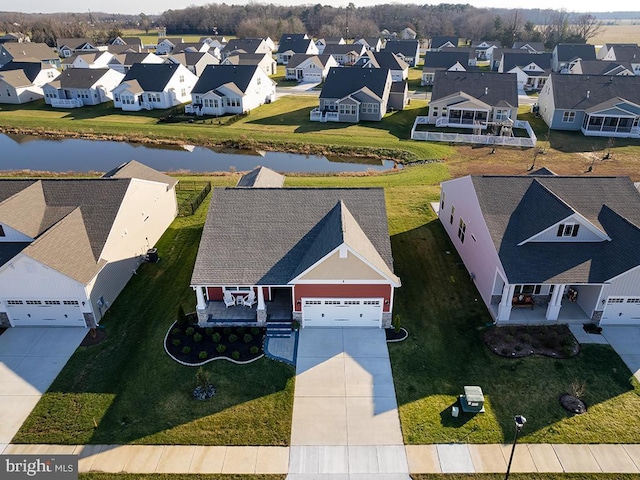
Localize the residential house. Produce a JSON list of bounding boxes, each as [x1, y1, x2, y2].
[[171, 42, 210, 54], [200, 36, 228, 49], [221, 38, 273, 59], [421, 49, 472, 85], [551, 43, 596, 73], [190, 185, 400, 328], [222, 53, 277, 76], [430, 36, 459, 50], [383, 40, 420, 67], [490, 48, 524, 71], [112, 63, 197, 111], [43, 68, 124, 107], [472, 40, 500, 63], [61, 51, 114, 70], [498, 52, 552, 92], [56, 38, 98, 58], [426, 71, 518, 128], [236, 166, 285, 188], [315, 37, 345, 54], [312, 67, 394, 123], [597, 43, 638, 60], [537, 73, 640, 138], [155, 37, 184, 55], [284, 54, 338, 82], [186, 64, 276, 117], [0, 42, 60, 68], [438, 171, 640, 325], [0, 61, 60, 104], [0, 161, 178, 328], [400, 27, 417, 40], [354, 50, 409, 82], [110, 36, 144, 52], [0, 33, 30, 44], [321, 43, 365, 66], [355, 37, 384, 52], [512, 42, 545, 53], [276, 34, 318, 64], [389, 80, 409, 111], [107, 52, 164, 74], [167, 52, 219, 76], [569, 60, 635, 76], [596, 44, 640, 75]]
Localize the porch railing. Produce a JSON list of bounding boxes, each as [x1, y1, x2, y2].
[[51, 98, 83, 108]]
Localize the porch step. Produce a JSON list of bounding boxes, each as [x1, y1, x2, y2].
[[266, 320, 292, 338]]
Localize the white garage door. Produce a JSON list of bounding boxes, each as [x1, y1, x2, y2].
[[302, 298, 382, 328], [5, 299, 86, 327], [601, 297, 640, 325], [303, 72, 322, 82]]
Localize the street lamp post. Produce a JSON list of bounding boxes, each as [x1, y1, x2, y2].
[[504, 415, 527, 480]]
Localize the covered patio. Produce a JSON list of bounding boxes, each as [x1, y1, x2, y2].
[[581, 99, 640, 138], [197, 287, 293, 326]]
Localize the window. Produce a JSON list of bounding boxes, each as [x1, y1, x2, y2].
[[495, 109, 509, 121], [26, 300, 42, 305], [44, 300, 61, 305], [607, 298, 624, 304], [344, 300, 360, 305], [627, 298, 640, 304], [339, 104, 357, 115], [450, 205, 455, 225], [257, 77, 261, 85], [305, 300, 321, 305], [556, 223, 580, 237], [180, 88, 186, 97], [179, 75, 185, 83], [458, 218, 466, 243], [363, 300, 380, 305], [440, 191, 445, 210], [324, 300, 341, 305], [361, 103, 379, 114], [562, 111, 576, 123], [6, 300, 23, 305], [514, 285, 542, 295], [63, 300, 79, 306]]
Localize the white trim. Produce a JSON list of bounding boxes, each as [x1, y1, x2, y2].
[[518, 212, 610, 246]]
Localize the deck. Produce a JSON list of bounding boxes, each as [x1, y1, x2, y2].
[[204, 293, 293, 325]]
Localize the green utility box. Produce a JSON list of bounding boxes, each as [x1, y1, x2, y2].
[[460, 385, 485, 413]]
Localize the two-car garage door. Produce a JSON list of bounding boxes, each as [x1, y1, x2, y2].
[[601, 297, 640, 325], [4, 299, 86, 327], [302, 298, 383, 328]]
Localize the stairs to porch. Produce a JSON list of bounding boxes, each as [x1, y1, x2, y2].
[[266, 318, 292, 338]]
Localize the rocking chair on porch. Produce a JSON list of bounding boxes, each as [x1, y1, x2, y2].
[[242, 290, 256, 308], [223, 291, 236, 308]]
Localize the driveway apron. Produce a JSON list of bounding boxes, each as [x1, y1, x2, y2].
[[0, 327, 87, 445], [288, 328, 410, 479], [602, 326, 640, 382]]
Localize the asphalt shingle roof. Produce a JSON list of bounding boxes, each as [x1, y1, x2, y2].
[[191, 64, 258, 95], [223, 38, 266, 55], [501, 52, 552, 72], [383, 40, 419, 57], [276, 36, 314, 54], [320, 67, 389, 99], [47, 68, 111, 89], [555, 43, 596, 62], [236, 166, 285, 188], [471, 175, 640, 284], [190, 188, 396, 286], [548, 73, 640, 110], [432, 71, 518, 107], [120, 63, 181, 92], [1, 43, 58, 61], [422, 50, 471, 70]]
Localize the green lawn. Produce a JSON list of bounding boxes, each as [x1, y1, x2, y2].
[[12, 163, 640, 446], [13, 175, 295, 446], [0, 96, 452, 161]]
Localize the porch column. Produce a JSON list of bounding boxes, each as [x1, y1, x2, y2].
[[195, 286, 206, 310], [546, 284, 564, 321], [497, 284, 515, 321], [256, 287, 267, 326]]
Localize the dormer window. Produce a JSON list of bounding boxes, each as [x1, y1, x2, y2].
[[557, 223, 580, 237]]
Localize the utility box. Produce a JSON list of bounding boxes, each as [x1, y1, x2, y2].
[[460, 385, 485, 413], [146, 248, 159, 263]]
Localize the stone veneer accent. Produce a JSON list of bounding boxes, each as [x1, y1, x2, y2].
[[0, 312, 10, 328], [83, 312, 96, 328], [591, 310, 603, 324]]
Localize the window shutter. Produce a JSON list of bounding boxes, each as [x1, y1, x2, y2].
[[572, 224, 580, 237], [556, 224, 564, 236]]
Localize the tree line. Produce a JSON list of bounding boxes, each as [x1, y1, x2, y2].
[[1, 5, 602, 48]]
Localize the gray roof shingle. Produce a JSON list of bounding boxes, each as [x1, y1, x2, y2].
[[47, 68, 112, 89], [501, 52, 552, 72], [432, 71, 518, 107], [236, 166, 285, 188], [120, 63, 181, 92], [191, 64, 258, 95], [548, 73, 640, 110], [320, 67, 389, 99], [555, 43, 596, 62], [191, 188, 397, 285]]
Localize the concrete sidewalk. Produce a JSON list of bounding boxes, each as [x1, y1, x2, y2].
[[3, 443, 640, 474]]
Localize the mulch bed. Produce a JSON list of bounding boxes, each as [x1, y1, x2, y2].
[[386, 327, 409, 342], [483, 324, 579, 359], [80, 328, 107, 346], [166, 322, 265, 364]]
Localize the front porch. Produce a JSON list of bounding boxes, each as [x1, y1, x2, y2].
[[490, 298, 590, 325]]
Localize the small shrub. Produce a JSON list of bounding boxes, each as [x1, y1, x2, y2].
[[250, 346, 259, 354], [205, 327, 214, 336], [228, 333, 238, 343], [223, 327, 232, 335], [195, 366, 210, 389], [571, 380, 587, 398], [177, 305, 187, 326], [193, 332, 203, 342], [185, 327, 195, 336], [236, 327, 246, 335], [514, 344, 523, 352], [251, 327, 260, 335], [216, 344, 227, 353], [172, 339, 181, 347], [198, 351, 208, 360], [212, 332, 221, 343], [243, 333, 253, 343], [171, 327, 181, 336], [392, 314, 402, 333], [182, 346, 191, 355], [231, 351, 240, 360]]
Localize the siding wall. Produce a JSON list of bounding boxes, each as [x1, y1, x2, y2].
[[0, 223, 32, 242], [600, 266, 640, 302], [298, 250, 385, 281], [526, 216, 605, 242]]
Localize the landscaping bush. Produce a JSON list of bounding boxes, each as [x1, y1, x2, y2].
[[172, 339, 181, 347], [223, 327, 232, 335], [212, 332, 221, 343], [216, 344, 227, 353], [392, 314, 402, 333], [182, 346, 191, 355], [251, 327, 260, 335], [193, 332, 203, 342], [177, 305, 187, 326], [232, 351, 240, 360], [205, 327, 214, 336], [228, 333, 238, 343], [250, 346, 259, 355], [198, 351, 208, 360], [237, 327, 246, 335], [171, 327, 181, 336], [243, 333, 253, 343], [185, 327, 195, 336]]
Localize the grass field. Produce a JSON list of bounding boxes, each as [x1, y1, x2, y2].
[[590, 23, 640, 46]]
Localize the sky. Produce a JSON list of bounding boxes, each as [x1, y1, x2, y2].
[[10, 0, 637, 16]]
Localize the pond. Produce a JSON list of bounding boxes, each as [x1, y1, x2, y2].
[[0, 133, 398, 173]]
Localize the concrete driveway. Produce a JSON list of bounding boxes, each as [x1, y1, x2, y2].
[[288, 328, 409, 479], [0, 327, 87, 446], [602, 326, 640, 383]]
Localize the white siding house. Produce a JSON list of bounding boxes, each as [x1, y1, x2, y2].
[[0, 62, 60, 104], [43, 68, 125, 108]]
